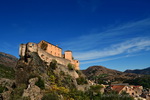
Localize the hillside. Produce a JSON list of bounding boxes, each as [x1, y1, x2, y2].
[[124, 67, 150, 75], [0, 51, 90, 100], [0, 52, 18, 68], [82, 66, 140, 84], [0, 52, 135, 100]]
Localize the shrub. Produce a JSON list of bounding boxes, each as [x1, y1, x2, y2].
[[76, 70, 82, 76], [90, 85, 103, 93], [60, 71, 65, 76], [41, 43, 48, 50], [0, 64, 15, 79], [35, 77, 45, 89], [67, 63, 74, 70], [10, 84, 27, 100], [76, 77, 88, 85], [42, 92, 59, 100], [0, 85, 8, 93], [48, 75, 56, 85], [50, 59, 57, 70]]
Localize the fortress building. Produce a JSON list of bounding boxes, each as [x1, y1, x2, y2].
[[19, 40, 80, 70]]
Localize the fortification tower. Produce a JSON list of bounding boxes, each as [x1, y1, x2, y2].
[[64, 50, 72, 61]]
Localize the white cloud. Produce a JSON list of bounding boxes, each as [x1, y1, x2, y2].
[[61, 18, 150, 64], [62, 18, 150, 52], [74, 37, 150, 60]]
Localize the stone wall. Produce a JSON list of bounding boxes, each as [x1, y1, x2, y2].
[[19, 41, 80, 70], [38, 48, 70, 66], [19, 44, 26, 57], [38, 40, 62, 57]]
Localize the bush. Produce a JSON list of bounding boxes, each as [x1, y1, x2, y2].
[[60, 71, 65, 76], [76, 77, 88, 85], [0, 64, 15, 79], [41, 43, 48, 50], [50, 59, 57, 70], [0, 85, 8, 93], [10, 84, 27, 100], [67, 63, 74, 70], [42, 92, 59, 100], [76, 70, 82, 76], [90, 85, 103, 93], [48, 75, 56, 85], [35, 77, 45, 89]]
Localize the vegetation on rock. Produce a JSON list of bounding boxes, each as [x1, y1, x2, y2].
[[124, 75, 150, 88], [0, 64, 15, 79], [67, 63, 74, 70], [35, 77, 45, 89]]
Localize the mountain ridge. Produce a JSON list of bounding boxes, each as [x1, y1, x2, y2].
[[124, 67, 150, 75], [82, 65, 141, 84], [0, 52, 18, 68]]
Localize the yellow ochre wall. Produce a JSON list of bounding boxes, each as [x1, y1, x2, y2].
[[37, 40, 80, 70], [38, 40, 62, 57], [64, 50, 72, 61]]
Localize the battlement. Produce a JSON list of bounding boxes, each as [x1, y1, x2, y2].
[[19, 40, 80, 70]]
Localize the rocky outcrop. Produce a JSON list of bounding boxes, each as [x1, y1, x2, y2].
[[15, 52, 47, 85], [0, 78, 15, 100], [23, 77, 43, 100]]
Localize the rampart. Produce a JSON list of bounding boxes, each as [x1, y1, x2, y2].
[[19, 41, 80, 70]]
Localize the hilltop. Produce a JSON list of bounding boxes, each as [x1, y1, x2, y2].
[[0, 52, 18, 68], [82, 66, 141, 84]]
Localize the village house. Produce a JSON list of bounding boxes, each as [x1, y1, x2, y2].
[[19, 40, 80, 70], [111, 84, 144, 99]]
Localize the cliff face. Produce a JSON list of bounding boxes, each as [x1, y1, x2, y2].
[[13, 50, 89, 100]]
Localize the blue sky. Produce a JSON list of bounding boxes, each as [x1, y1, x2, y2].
[[0, 0, 150, 71]]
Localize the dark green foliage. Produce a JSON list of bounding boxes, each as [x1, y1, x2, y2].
[[0, 85, 8, 93], [85, 89, 133, 100], [50, 59, 57, 70], [22, 97, 31, 100], [61, 74, 75, 89], [67, 63, 74, 70], [10, 84, 27, 100], [89, 74, 109, 84], [76, 77, 88, 85], [0, 64, 15, 79], [124, 75, 150, 88], [60, 71, 65, 76], [76, 70, 82, 76], [41, 43, 48, 50], [68, 89, 90, 100], [35, 77, 45, 89], [90, 85, 103, 93], [42, 92, 59, 100]]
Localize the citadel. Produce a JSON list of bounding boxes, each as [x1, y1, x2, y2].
[[19, 40, 80, 70]]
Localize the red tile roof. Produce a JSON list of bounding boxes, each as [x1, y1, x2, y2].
[[111, 85, 126, 93]]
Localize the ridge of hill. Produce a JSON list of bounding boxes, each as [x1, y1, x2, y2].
[[82, 66, 141, 84], [0, 52, 18, 68], [124, 67, 150, 75]]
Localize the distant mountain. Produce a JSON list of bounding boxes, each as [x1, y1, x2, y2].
[[124, 67, 150, 75], [0, 52, 18, 68], [82, 66, 140, 83]]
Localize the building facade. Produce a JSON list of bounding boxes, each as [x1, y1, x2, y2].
[[19, 40, 80, 70]]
